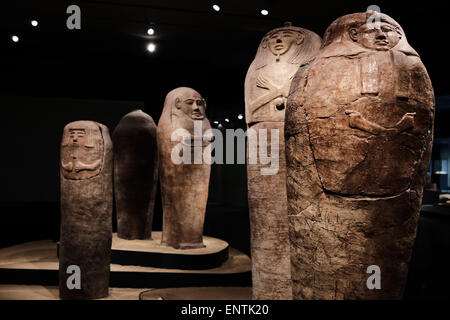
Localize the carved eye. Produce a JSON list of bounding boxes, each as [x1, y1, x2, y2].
[[185, 99, 194, 105]]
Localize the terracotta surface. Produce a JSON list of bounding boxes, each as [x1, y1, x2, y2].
[[59, 121, 113, 300], [285, 12, 434, 299], [113, 110, 158, 240], [158, 87, 212, 249], [245, 22, 321, 300]]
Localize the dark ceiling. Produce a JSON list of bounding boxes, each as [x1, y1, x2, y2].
[[1, 0, 449, 120]]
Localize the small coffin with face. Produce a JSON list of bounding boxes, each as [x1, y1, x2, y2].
[[59, 120, 113, 300], [244, 22, 322, 300], [157, 87, 212, 249]]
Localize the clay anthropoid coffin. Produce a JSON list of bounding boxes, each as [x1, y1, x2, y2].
[[59, 121, 113, 300], [113, 110, 158, 240], [245, 22, 321, 300], [158, 87, 212, 249], [285, 12, 434, 299]]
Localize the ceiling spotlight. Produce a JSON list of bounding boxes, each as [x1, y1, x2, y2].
[[11, 35, 19, 43], [238, 114, 243, 120], [212, 4, 220, 12], [225, 118, 230, 123], [261, 9, 269, 16], [147, 27, 155, 35], [213, 121, 219, 124], [147, 42, 156, 53], [218, 124, 223, 129], [31, 20, 38, 27]]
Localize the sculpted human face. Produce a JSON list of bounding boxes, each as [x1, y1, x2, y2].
[[267, 30, 301, 56], [350, 22, 401, 51], [61, 122, 103, 180], [69, 129, 86, 145], [176, 94, 206, 120]]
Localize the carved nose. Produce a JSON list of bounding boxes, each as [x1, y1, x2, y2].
[[276, 38, 282, 43], [375, 31, 386, 40]]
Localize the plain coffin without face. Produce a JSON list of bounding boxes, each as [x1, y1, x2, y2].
[[285, 12, 434, 299], [113, 109, 158, 240], [245, 22, 321, 300], [158, 87, 212, 250], [59, 120, 113, 300]]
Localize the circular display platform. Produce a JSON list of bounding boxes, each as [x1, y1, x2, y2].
[[0, 240, 251, 289], [111, 232, 229, 270]]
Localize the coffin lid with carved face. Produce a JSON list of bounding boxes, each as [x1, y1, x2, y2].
[[289, 12, 434, 196], [158, 87, 212, 145], [320, 12, 418, 57], [245, 22, 321, 125], [61, 121, 105, 180]]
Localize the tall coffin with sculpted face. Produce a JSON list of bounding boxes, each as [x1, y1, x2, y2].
[[244, 22, 321, 300], [113, 110, 158, 240], [158, 87, 212, 249], [59, 121, 113, 300], [285, 12, 434, 299]]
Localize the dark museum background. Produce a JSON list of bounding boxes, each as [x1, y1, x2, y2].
[[1, 0, 450, 299]]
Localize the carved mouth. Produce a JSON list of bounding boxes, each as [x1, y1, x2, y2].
[[274, 44, 284, 50], [192, 112, 204, 119], [375, 40, 389, 46]]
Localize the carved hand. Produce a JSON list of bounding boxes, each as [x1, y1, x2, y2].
[[345, 109, 386, 135], [395, 112, 416, 132], [256, 74, 277, 92], [74, 159, 101, 172], [61, 161, 73, 172], [250, 76, 285, 113]]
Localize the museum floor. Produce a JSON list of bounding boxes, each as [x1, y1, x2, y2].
[[0, 234, 252, 300], [0, 285, 145, 300], [0, 285, 252, 300]]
